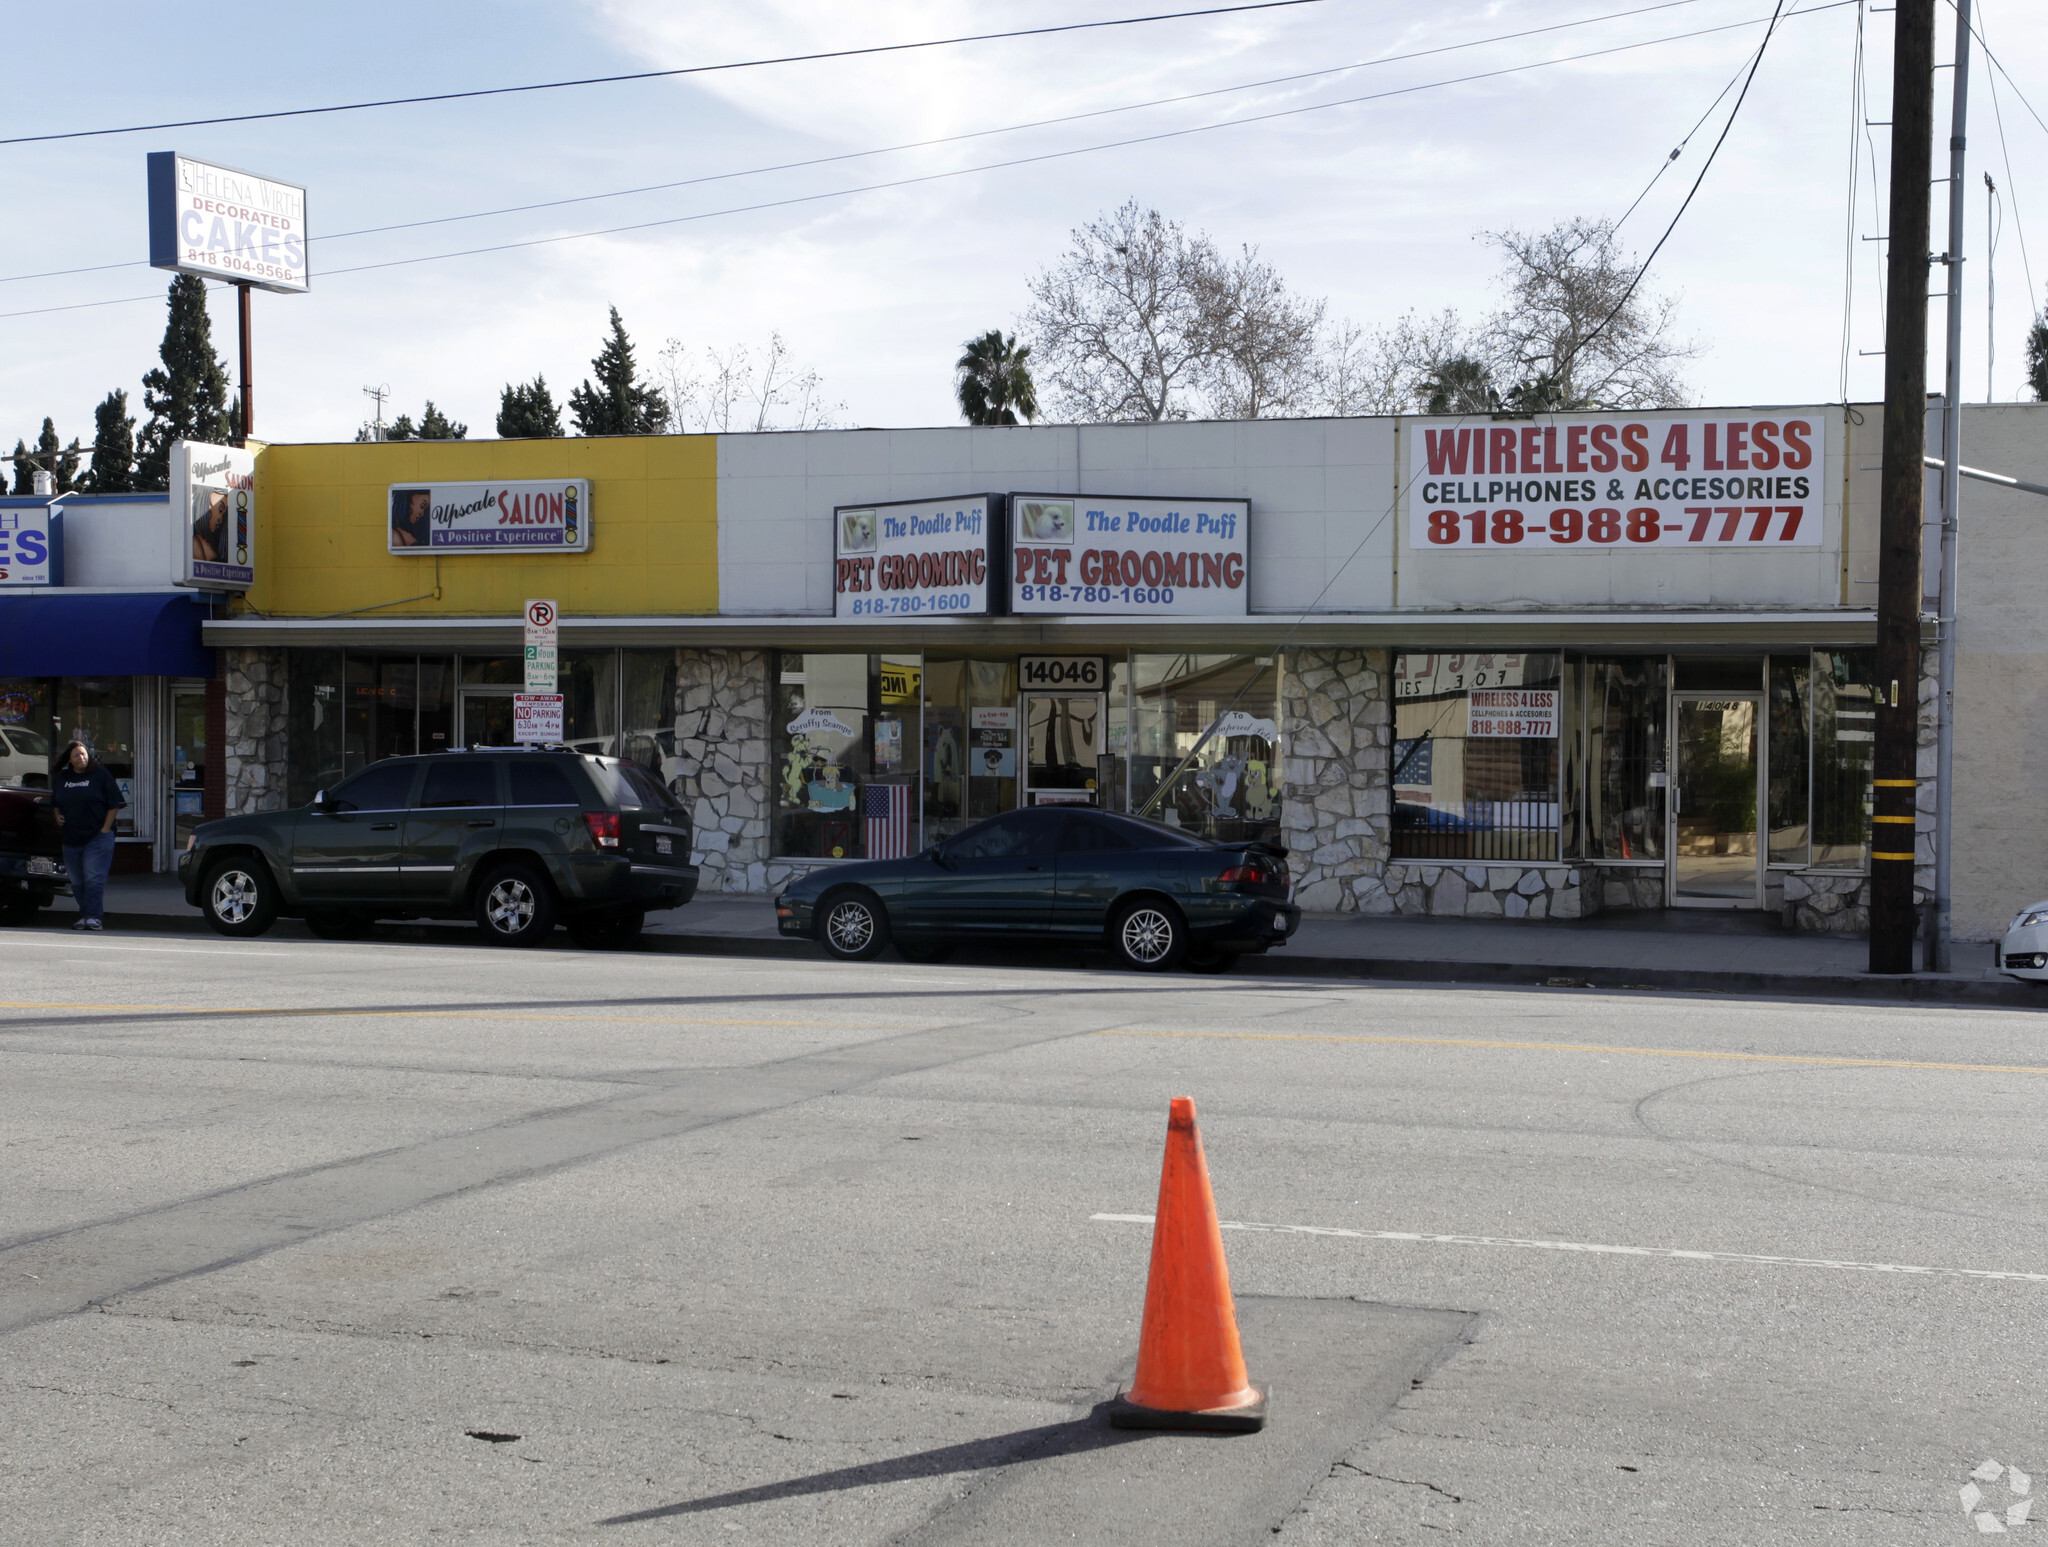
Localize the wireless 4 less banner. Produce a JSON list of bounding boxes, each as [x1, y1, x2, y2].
[[1009, 493, 1248, 616]]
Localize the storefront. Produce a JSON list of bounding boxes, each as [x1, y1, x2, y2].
[[0, 493, 220, 872], [203, 401, 2048, 933]]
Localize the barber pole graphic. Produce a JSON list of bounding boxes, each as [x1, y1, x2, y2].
[[863, 783, 913, 859]]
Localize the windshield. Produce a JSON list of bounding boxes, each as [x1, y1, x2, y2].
[[2, 727, 49, 759]]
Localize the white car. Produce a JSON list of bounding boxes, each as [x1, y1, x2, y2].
[[1999, 899, 2048, 980], [0, 724, 49, 786]]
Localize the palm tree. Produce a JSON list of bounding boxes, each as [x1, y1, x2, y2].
[[1420, 356, 1499, 415], [955, 330, 1039, 425]]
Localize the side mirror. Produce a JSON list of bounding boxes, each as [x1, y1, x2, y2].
[[311, 789, 329, 811]]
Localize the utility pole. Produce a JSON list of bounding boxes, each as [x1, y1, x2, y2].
[[362, 384, 390, 442], [235, 282, 254, 447], [1985, 172, 1996, 401], [1870, 0, 1936, 975], [1926, 0, 1972, 973]]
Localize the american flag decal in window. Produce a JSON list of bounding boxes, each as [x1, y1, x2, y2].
[[862, 783, 913, 860]]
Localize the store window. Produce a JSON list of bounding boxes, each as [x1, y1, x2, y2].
[[1572, 656, 1667, 862], [621, 649, 682, 791], [922, 656, 1016, 843], [1811, 649, 1876, 869], [1130, 654, 1281, 843], [1767, 656, 1811, 866], [0, 677, 53, 788], [286, 650, 343, 806], [1392, 652, 1560, 862], [54, 678, 138, 835], [773, 652, 921, 860]]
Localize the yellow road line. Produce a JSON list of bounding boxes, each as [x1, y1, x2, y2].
[[0, 1001, 905, 1030], [1093, 1027, 2048, 1076]]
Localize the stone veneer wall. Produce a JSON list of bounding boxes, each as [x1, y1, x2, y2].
[[222, 646, 291, 816], [1278, 648, 1391, 912], [669, 649, 773, 894]]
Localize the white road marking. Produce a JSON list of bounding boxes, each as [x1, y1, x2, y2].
[[1090, 1214, 2048, 1284]]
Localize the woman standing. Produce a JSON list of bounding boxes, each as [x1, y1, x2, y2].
[[51, 739, 124, 931]]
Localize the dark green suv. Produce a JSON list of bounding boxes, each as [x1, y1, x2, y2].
[[178, 750, 698, 947]]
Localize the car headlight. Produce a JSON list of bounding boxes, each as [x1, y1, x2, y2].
[[2016, 910, 2048, 930]]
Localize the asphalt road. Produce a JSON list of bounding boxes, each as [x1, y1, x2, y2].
[[2, 924, 2043, 1544]]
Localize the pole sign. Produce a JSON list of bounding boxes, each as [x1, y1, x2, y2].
[[1008, 493, 1248, 616], [170, 441, 255, 591], [513, 693, 564, 745], [1406, 414, 1823, 552], [388, 479, 590, 553], [833, 495, 995, 619], [523, 599, 558, 692], [0, 501, 60, 587], [147, 153, 309, 294]]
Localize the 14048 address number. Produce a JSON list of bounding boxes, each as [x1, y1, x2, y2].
[[1424, 505, 1813, 548]]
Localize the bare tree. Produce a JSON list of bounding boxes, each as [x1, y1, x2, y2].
[[1022, 201, 1219, 421], [1314, 310, 1468, 415], [660, 334, 845, 433], [1198, 245, 1326, 420], [1476, 218, 1695, 409]]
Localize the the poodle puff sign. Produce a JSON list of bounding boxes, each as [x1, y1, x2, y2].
[[834, 495, 995, 619], [1010, 493, 1248, 616]]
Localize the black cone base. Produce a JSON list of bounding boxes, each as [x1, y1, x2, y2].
[[1105, 1385, 1267, 1433]]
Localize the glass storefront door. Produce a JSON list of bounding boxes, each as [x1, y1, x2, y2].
[[1022, 693, 1102, 807], [1669, 695, 1763, 908], [169, 684, 208, 852]]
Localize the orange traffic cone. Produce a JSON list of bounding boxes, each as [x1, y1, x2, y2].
[[1108, 1096, 1266, 1432]]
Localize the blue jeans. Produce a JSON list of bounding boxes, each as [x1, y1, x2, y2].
[[64, 830, 117, 923]]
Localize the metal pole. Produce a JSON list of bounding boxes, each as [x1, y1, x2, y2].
[[1927, 0, 1971, 973], [1869, 0, 1935, 976], [236, 282, 254, 445], [1985, 173, 1996, 401]]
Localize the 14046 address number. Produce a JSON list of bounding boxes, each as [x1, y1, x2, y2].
[[1424, 505, 1813, 548]]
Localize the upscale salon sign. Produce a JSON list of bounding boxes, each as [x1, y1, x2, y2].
[[389, 480, 591, 553]]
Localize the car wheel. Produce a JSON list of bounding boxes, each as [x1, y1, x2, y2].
[[569, 906, 645, 950], [893, 938, 954, 964], [476, 863, 557, 946], [304, 910, 375, 941], [203, 857, 279, 938], [1112, 899, 1185, 972], [818, 889, 890, 962], [1184, 942, 1237, 974]]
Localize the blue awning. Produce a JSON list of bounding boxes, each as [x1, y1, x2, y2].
[[0, 592, 215, 678]]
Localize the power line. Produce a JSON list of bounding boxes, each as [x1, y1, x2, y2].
[[0, 2, 1845, 325], [1838, 0, 1866, 400], [1560, 0, 1793, 381], [0, 0, 1726, 289], [1975, 4, 2037, 329], [0, 0, 1342, 147]]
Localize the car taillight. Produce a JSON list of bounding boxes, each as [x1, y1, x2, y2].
[[583, 812, 621, 849], [1219, 864, 1271, 885]]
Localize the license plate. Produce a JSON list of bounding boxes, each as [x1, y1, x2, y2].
[[26, 857, 57, 876], [654, 836, 672, 855]]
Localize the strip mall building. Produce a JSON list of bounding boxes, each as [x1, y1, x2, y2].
[[9, 400, 2039, 940]]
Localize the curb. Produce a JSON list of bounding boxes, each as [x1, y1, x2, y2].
[[62, 910, 2045, 1010]]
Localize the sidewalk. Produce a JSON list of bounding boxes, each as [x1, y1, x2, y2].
[[73, 874, 2035, 1008]]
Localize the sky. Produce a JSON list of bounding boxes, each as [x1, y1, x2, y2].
[[3, 0, 2045, 452]]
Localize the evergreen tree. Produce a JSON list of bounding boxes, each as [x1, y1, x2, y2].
[[568, 307, 669, 435], [2028, 299, 2048, 401], [497, 375, 565, 438], [415, 400, 467, 440], [10, 419, 83, 493], [8, 440, 30, 495], [82, 390, 136, 493], [136, 275, 233, 490], [955, 330, 1038, 425]]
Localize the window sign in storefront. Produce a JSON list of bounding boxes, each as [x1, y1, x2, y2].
[[0, 502, 59, 586], [388, 480, 591, 553], [833, 496, 994, 619], [1407, 415, 1823, 552], [1393, 652, 1562, 863], [172, 441, 255, 590], [1009, 494, 1248, 616], [1019, 655, 1107, 690]]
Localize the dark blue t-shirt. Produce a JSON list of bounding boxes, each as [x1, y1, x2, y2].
[[52, 765, 125, 839]]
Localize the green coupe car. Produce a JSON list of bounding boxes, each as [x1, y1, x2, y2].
[[776, 805, 1298, 972]]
